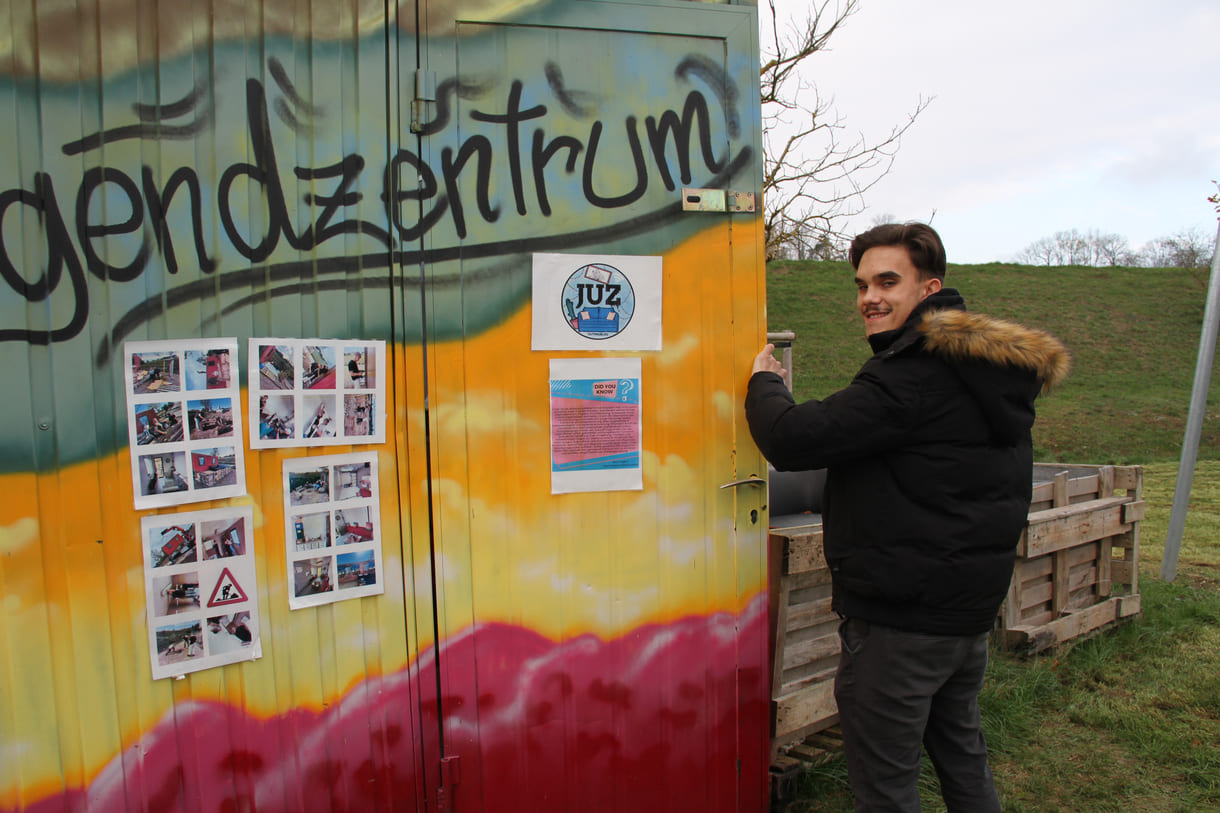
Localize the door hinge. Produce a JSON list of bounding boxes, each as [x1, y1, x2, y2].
[[436, 755, 461, 812], [681, 187, 756, 213], [411, 69, 437, 134]]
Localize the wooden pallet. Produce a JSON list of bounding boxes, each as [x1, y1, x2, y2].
[[998, 464, 1144, 652], [766, 464, 1146, 770], [768, 520, 839, 759]]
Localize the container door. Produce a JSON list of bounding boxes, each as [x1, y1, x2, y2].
[[0, 5, 438, 812], [404, 3, 770, 811]]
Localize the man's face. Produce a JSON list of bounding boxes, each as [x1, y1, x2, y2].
[[855, 245, 942, 336]]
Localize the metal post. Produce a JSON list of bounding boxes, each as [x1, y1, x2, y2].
[[1162, 222, 1220, 581]]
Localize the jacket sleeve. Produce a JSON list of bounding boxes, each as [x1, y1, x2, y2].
[[744, 367, 925, 470]]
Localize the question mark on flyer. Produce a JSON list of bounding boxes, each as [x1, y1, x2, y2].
[[620, 379, 634, 401]]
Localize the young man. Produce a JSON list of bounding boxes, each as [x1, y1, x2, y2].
[[745, 223, 1070, 812]]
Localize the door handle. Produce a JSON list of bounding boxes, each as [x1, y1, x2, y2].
[[718, 476, 766, 490]]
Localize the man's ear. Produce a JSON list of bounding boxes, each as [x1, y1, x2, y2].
[[922, 277, 943, 298]]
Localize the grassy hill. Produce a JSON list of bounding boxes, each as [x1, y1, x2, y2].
[[769, 261, 1220, 811], [766, 260, 1220, 464]]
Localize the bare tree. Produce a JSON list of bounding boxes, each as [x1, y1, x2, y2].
[[1140, 228, 1215, 271], [1017, 227, 1211, 271], [1089, 230, 1130, 266], [760, 0, 931, 260], [1016, 236, 1060, 267]]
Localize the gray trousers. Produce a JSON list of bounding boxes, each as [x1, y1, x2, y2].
[[834, 618, 1002, 813]]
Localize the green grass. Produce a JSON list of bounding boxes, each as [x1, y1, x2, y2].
[[766, 261, 1220, 464], [768, 262, 1220, 812]]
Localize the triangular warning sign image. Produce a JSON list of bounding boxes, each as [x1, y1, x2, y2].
[[207, 567, 249, 607]]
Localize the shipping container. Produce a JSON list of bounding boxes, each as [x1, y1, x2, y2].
[[0, 1, 769, 811]]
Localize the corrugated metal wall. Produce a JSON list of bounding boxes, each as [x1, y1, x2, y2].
[[0, 2, 770, 811]]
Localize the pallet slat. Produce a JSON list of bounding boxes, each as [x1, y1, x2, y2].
[[1021, 496, 1136, 557]]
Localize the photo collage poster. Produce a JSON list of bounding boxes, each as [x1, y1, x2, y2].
[[249, 339, 386, 449], [124, 339, 246, 509], [282, 452, 384, 609], [141, 505, 261, 680]]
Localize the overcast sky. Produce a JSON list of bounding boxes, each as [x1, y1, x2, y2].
[[763, 0, 1220, 264]]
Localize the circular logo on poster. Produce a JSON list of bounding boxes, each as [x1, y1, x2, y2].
[[560, 263, 636, 340]]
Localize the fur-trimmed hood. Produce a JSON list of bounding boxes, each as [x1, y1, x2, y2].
[[918, 308, 1071, 393]]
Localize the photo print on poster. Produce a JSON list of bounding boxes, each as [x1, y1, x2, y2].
[[141, 505, 260, 680], [124, 339, 246, 510], [283, 452, 383, 609], [249, 339, 386, 448]]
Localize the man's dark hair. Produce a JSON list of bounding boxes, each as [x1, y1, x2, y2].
[[849, 222, 947, 281]]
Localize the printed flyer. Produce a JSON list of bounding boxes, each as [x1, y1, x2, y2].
[[141, 505, 261, 680], [124, 339, 246, 509], [282, 452, 384, 609], [549, 357, 643, 494], [249, 338, 386, 449]]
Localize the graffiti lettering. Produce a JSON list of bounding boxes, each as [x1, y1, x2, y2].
[[1, 58, 744, 347]]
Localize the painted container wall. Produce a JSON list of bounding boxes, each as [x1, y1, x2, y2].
[[0, 1, 770, 811]]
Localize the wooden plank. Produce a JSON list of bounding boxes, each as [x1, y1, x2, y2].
[[771, 572, 792, 698], [785, 531, 826, 575], [774, 678, 838, 739], [1118, 594, 1142, 618], [1052, 549, 1071, 614], [1068, 580, 1101, 610], [1022, 497, 1133, 557], [1003, 598, 1122, 652], [1098, 465, 1114, 498], [1066, 560, 1098, 596], [1029, 481, 1054, 506], [781, 633, 841, 673], [1068, 537, 1107, 563], [780, 661, 839, 693], [772, 715, 841, 754], [770, 752, 803, 773], [1053, 470, 1070, 507], [1017, 555, 1053, 581], [1026, 494, 1129, 530], [1001, 560, 1022, 629], [1123, 500, 1146, 523], [786, 566, 833, 593], [784, 598, 835, 633], [1097, 538, 1112, 596], [1018, 580, 1052, 613], [1112, 466, 1142, 492], [769, 532, 784, 700], [770, 522, 822, 538], [1020, 609, 1054, 629], [1128, 517, 1141, 596]]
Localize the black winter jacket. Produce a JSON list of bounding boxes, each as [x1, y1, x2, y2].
[[745, 289, 1070, 635]]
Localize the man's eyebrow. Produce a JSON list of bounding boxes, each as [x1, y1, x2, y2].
[[855, 270, 903, 285]]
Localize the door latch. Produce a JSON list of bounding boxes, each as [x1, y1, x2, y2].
[[682, 188, 756, 212]]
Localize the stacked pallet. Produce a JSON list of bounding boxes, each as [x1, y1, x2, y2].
[[768, 463, 1145, 762], [769, 517, 838, 758], [999, 464, 1144, 652]]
